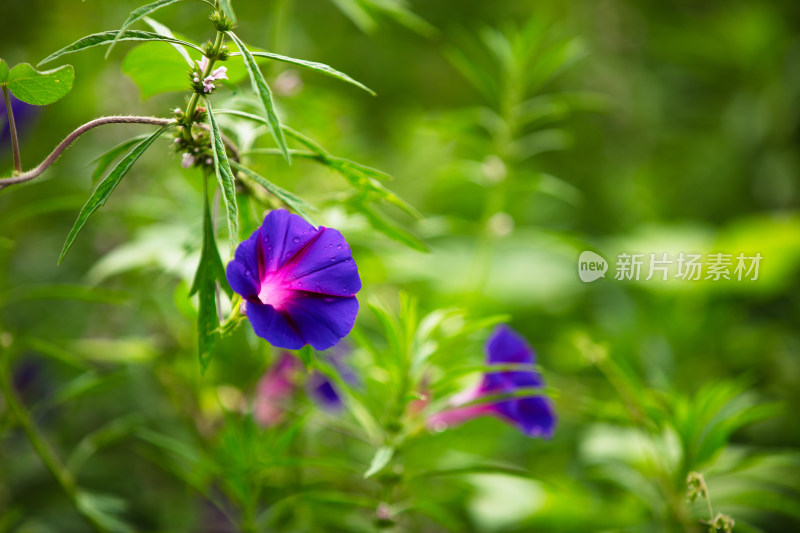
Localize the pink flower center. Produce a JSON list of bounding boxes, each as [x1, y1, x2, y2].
[[258, 274, 294, 310]]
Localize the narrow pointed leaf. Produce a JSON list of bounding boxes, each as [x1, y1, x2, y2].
[[38, 30, 203, 67], [106, 0, 186, 59], [58, 126, 170, 264], [226, 31, 291, 163], [231, 161, 316, 224], [6, 63, 74, 105], [364, 445, 394, 478], [89, 134, 150, 184], [191, 184, 222, 371], [231, 50, 375, 95], [349, 200, 427, 252], [205, 101, 239, 251]]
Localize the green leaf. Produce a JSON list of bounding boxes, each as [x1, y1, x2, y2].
[[232, 50, 375, 95], [411, 463, 532, 480], [0, 59, 8, 83], [122, 41, 193, 99], [231, 161, 317, 225], [205, 102, 239, 251], [75, 491, 134, 533], [142, 16, 193, 65], [122, 37, 250, 98], [89, 134, 150, 184], [38, 30, 203, 67], [297, 345, 315, 368], [1, 284, 128, 306], [226, 31, 291, 164], [106, 0, 187, 59], [58, 125, 170, 264], [67, 415, 144, 474], [190, 181, 223, 372], [349, 200, 427, 251], [364, 445, 394, 478], [6, 63, 74, 105]]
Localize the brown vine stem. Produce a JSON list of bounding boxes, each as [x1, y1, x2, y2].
[[0, 115, 176, 191]]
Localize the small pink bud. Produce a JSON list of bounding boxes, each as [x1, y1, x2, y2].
[[181, 153, 194, 168]]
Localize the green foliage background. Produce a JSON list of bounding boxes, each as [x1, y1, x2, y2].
[[1, 0, 799, 531]]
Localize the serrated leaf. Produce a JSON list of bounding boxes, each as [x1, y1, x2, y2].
[[231, 161, 316, 224], [6, 63, 74, 105], [106, 0, 187, 59], [205, 102, 239, 251], [0, 59, 9, 82], [38, 30, 203, 67], [231, 50, 374, 95], [58, 125, 170, 264], [190, 182, 223, 372], [364, 445, 394, 478], [89, 134, 150, 184], [226, 31, 291, 164]]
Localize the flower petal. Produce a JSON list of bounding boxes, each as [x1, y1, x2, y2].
[[492, 396, 556, 438], [226, 229, 261, 300], [308, 373, 343, 409], [486, 324, 536, 365], [246, 302, 305, 349], [281, 227, 361, 297], [258, 210, 318, 274], [283, 294, 359, 350]]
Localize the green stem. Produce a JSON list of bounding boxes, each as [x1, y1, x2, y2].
[[182, 30, 226, 142], [0, 354, 109, 533], [2, 85, 22, 173]]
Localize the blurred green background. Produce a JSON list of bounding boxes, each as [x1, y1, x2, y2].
[[1, 0, 799, 531]]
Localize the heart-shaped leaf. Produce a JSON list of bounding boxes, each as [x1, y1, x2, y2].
[[6, 63, 74, 105]]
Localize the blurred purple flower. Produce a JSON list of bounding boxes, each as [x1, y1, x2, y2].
[[428, 325, 556, 438], [1, 93, 37, 149], [227, 209, 361, 351], [253, 348, 355, 426]]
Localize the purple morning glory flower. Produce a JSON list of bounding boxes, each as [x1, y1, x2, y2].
[[428, 325, 556, 438], [227, 209, 361, 350]]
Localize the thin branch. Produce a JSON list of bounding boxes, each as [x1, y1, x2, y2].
[[0, 115, 176, 191]]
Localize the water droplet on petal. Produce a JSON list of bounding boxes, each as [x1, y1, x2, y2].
[[292, 237, 300, 244], [330, 256, 336, 262], [337, 244, 342, 250], [324, 297, 335, 303]]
